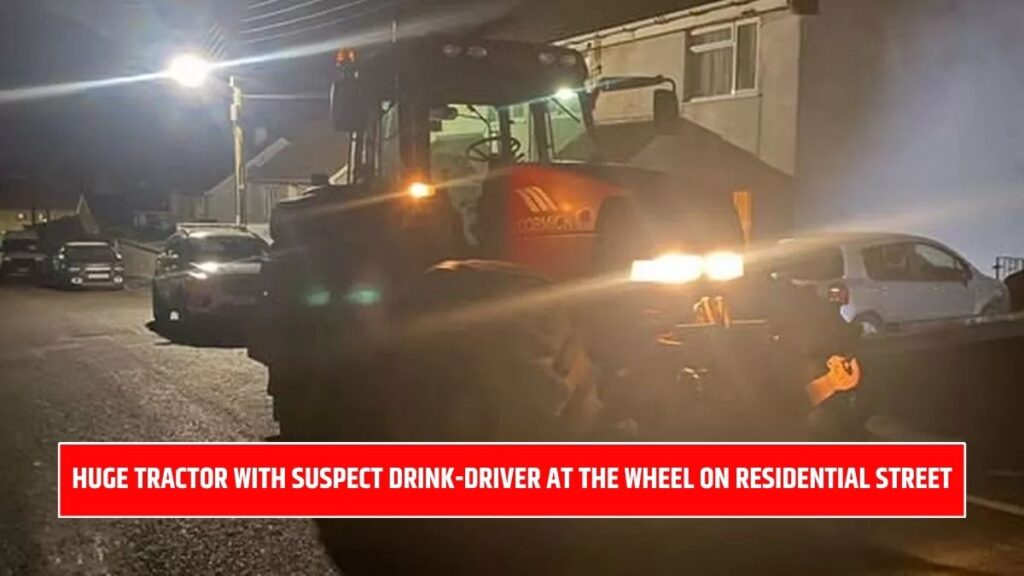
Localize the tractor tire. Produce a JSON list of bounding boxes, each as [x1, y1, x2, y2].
[[313, 261, 601, 575], [387, 260, 600, 442]]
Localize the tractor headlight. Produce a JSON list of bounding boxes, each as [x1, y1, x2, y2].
[[703, 251, 745, 281], [630, 253, 704, 284], [629, 251, 745, 284]]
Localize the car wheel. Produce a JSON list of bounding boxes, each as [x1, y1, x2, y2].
[[853, 313, 884, 337]]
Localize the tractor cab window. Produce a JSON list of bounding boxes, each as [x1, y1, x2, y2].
[[536, 92, 591, 161]]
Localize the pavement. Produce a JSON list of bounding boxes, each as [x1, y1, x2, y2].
[[3, 280, 1024, 574]]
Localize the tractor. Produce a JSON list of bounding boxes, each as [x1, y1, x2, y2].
[[247, 35, 862, 573]]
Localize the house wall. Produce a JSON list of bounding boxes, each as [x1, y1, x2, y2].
[[562, 0, 801, 175], [796, 0, 1024, 268]]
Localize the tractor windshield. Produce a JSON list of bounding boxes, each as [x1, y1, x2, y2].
[[427, 93, 590, 177]]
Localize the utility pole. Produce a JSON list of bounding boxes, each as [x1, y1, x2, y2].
[[230, 76, 246, 226]]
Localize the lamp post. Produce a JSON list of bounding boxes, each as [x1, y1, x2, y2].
[[229, 76, 246, 226], [166, 54, 247, 226]]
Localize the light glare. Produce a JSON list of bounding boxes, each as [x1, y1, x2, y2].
[[167, 54, 212, 88], [630, 253, 704, 284], [704, 251, 745, 281]]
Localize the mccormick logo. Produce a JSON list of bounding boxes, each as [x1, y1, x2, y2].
[[513, 186, 592, 234], [514, 186, 559, 214]]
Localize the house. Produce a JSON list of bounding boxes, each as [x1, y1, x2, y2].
[[184, 137, 291, 225], [0, 178, 96, 234], [556, 0, 1024, 267], [181, 121, 349, 227]]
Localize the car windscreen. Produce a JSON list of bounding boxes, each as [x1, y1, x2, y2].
[[189, 237, 266, 262], [3, 239, 38, 252], [64, 245, 116, 261]]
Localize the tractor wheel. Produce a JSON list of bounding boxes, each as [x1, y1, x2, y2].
[[315, 261, 601, 575], [386, 260, 600, 442]]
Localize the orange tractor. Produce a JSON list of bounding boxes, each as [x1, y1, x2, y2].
[[247, 34, 862, 574], [248, 35, 861, 445]]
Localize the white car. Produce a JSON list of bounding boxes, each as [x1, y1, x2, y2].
[[772, 232, 1009, 335]]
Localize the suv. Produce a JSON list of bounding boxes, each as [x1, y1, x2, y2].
[[1, 230, 45, 277], [152, 225, 268, 328], [45, 241, 124, 289], [773, 232, 1009, 334]]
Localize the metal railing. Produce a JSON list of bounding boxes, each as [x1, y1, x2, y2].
[[994, 256, 1024, 280]]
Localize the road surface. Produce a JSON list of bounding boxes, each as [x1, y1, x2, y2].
[[3, 281, 1024, 574]]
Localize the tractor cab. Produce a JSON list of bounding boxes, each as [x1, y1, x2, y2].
[[320, 37, 714, 282]]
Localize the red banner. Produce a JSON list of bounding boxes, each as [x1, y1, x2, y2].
[[58, 442, 965, 518]]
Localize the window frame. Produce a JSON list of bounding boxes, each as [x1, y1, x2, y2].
[[684, 17, 761, 102], [910, 242, 972, 283], [861, 242, 915, 282]]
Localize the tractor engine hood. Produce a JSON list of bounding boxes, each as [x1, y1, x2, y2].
[[482, 162, 744, 281]]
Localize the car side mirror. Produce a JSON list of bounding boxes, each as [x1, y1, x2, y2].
[[330, 75, 363, 132], [653, 89, 679, 135]]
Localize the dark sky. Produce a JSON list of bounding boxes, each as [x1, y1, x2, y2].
[[0, 0, 708, 197]]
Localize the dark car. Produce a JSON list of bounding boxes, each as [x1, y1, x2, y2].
[[1, 233, 45, 277], [151, 225, 268, 327], [46, 241, 125, 289]]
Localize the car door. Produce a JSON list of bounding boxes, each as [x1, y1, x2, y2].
[[909, 242, 975, 319], [860, 242, 925, 323]]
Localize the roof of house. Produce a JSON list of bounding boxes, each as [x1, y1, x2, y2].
[[249, 122, 350, 184], [485, 0, 718, 42]]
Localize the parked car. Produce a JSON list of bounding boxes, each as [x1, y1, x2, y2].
[[770, 232, 1009, 335], [151, 225, 268, 328], [45, 240, 125, 289], [0, 230, 45, 277]]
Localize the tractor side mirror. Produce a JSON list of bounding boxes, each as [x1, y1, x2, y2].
[[653, 89, 679, 135], [330, 75, 362, 132]]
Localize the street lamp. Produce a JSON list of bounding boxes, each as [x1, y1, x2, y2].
[[165, 54, 247, 227]]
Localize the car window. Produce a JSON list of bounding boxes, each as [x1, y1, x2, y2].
[[188, 236, 267, 263], [777, 246, 844, 281], [911, 243, 966, 282], [2, 239, 38, 252], [862, 243, 913, 281], [64, 244, 116, 261]]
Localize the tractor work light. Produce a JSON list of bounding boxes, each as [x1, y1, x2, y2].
[[630, 251, 745, 284], [555, 87, 576, 101], [407, 181, 436, 199]]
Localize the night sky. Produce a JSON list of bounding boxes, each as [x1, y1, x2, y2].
[[0, 0, 706, 199]]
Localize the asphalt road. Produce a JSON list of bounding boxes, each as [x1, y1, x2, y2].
[[4, 281, 1024, 575]]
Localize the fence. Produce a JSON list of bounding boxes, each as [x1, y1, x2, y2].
[[994, 256, 1024, 280], [116, 239, 162, 280]]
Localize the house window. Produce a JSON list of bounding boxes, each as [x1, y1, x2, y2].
[[685, 19, 759, 100]]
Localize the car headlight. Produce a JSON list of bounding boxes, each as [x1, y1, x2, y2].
[[629, 251, 744, 284], [195, 261, 220, 273], [67, 265, 82, 273]]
